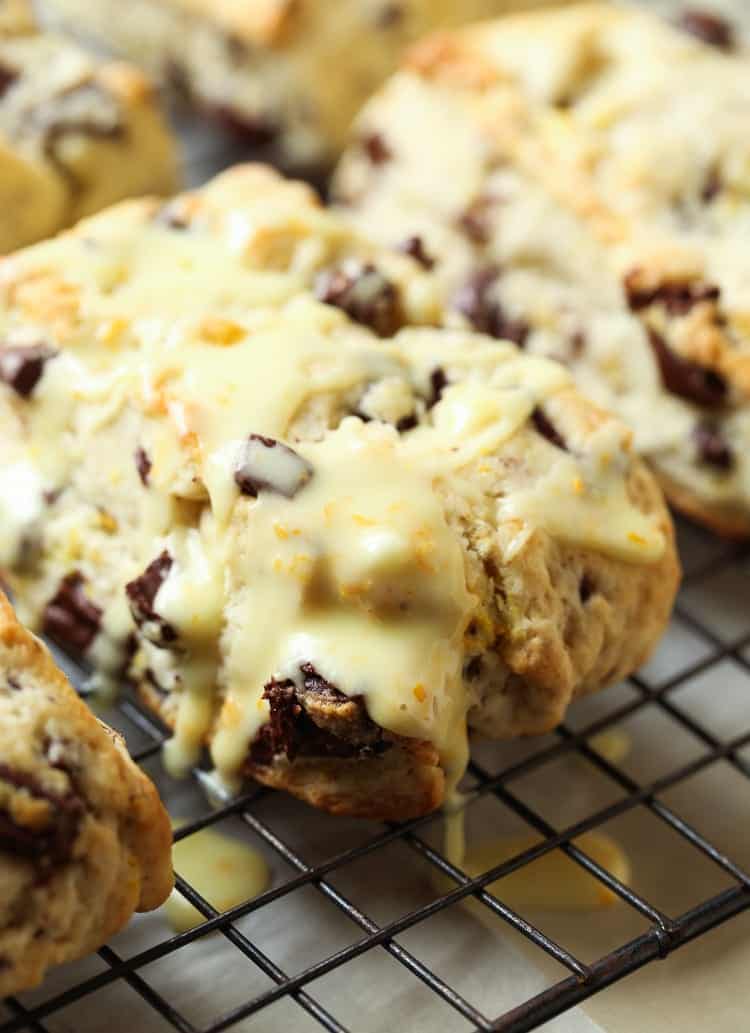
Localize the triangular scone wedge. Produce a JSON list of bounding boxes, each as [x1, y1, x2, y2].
[[334, 3, 750, 538], [0, 592, 173, 997], [0, 166, 678, 821]]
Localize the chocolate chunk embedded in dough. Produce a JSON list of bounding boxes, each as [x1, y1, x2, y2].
[[0, 344, 58, 398], [234, 436, 313, 499], [42, 573, 102, 658]]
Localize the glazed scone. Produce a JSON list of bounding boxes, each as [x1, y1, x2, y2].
[[41, 0, 574, 173], [0, 165, 678, 820], [0, 592, 173, 997], [0, 12, 179, 253], [334, 3, 750, 538]]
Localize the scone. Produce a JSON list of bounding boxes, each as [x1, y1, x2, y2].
[[0, 592, 173, 997], [334, 3, 750, 538], [0, 3, 179, 253], [41, 0, 574, 173], [0, 165, 678, 820]]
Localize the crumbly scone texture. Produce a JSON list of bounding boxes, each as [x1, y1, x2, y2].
[[42, 0, 573, 171], [0, 592, 173, 997], [0, 164, 678, 820], [0, 14, 179, 253], [334, 2, 750, 538]]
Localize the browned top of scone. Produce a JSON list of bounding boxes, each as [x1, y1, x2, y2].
[[334, 3, 750, 537]]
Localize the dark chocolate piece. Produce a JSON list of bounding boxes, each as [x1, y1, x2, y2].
[[692, 421, 734, 470], [397, 235, 435, 270], [531, 407, 568, 452], [234, 435, 313, 499], [647, 329, 727, 408], [624, 271, 721, 315], [251, 664, 389, 764], [457, 196, 495, 246], [42, 573, 102, 658], [395, 412, 418, 433], [453, 268, 529, 346], [464, 656, 483, 681], [701, 168, 722, 204], [37, 82, 125, 174], [428, 367, 448, 409], [0, 344, 58, 398], [376, 3, 404, 28], [579, 574, 595, 604], [135, 446, 152, 486], [676, 10, 734, 49], [125, 552, 177, 645], [0, 764, 83, 865], [0, 63, 17, 99], [315, 261, 401, 337], [362, 131, 392, 165], [210, 104, 279, 146]]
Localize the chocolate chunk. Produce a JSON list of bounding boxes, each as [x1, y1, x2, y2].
[[0, 764, 83, 865], [43, 573, 102, 658], [251, 665, 389, 764], [376, 3, 404, 27], [396, 412, 418, 433], [210, 104, 279, 147], [39, 82, 124, 167], [457, 196, 495, 245], [570, 330, 586, 357], [0, 343, 58, 398], [362, 131, 392, 165], [464, 656, 483, 681], [624, 270, 721, 315], [315, 261, 401, 337], [135, 446, 152, 486], [647, 329, 727, 408], [531, 407, 568, 451], [299, 662, 348, 702], [154, 203, 190, 231], [125, 552, 177, 645], [396, 235, 435, 270], [428, 367, 448, 409], [453, 268, 529, 346], [0, 63, 17, 99], [234, 435, 313, 499], [701, 168, 722, 204], [677, 10, 734, 49], [579, 574, 595, 604], [693, 421, 734, 470], [6, 675, 21, 692]]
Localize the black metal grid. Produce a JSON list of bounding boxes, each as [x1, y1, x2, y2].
[[1, 518, 749, 1033]]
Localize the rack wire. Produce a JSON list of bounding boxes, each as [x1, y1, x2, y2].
[[2, 516, 749, 1033]]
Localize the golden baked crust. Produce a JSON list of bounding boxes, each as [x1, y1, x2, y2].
[[43, 0, 573, 170], [335, 2, 750, 539], [0, 592, 173, 997], [0, 23, 179, 252], [0, 165, 677, 821]]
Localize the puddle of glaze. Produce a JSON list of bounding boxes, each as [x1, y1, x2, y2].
[[435, 831, 630, 913], [165, 824, 270, 933]]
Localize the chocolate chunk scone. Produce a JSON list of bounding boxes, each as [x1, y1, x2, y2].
[[0, 3, 178, 253], [0, 165, 678, 820], [42, 0, 571, 172], [334, 3, 750, 537], [0, 592, 173, 997]]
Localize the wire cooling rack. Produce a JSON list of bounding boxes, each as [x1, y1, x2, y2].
[[1, 516, 749, 1033]]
